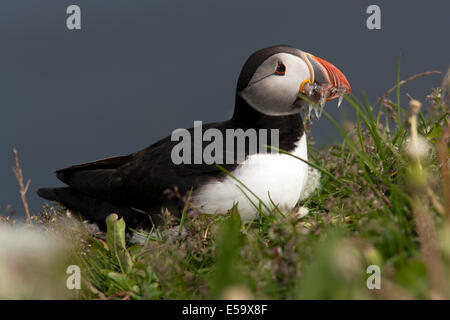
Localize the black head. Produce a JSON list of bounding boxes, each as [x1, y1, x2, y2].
[[235, 45, 351, 116]]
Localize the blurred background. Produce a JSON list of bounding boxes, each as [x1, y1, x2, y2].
[[0, 0, 449, 217]]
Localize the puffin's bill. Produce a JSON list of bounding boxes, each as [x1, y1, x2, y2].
[[300, 53, 351, 120], [312, 56, 351, 101]]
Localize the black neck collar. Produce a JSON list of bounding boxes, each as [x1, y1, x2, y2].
[[230, 95, 305, 151]]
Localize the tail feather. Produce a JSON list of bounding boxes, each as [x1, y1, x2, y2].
[[37, 187, 155, 230]]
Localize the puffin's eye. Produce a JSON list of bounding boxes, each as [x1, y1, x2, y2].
[[275, 62, 286, 75]]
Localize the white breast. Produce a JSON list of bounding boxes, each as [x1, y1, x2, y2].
[[192, 134, 309, 220]]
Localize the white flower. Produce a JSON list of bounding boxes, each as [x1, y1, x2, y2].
[[295, 206, 309, 219], [404, 135, 432, 159], [0, 225, 69, 299], [299, 166, 321, 201]]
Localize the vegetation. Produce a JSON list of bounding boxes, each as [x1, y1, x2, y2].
[[1, 67, 449, 300]]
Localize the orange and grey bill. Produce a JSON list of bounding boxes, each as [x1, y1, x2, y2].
[[312, 55, 351, 101]]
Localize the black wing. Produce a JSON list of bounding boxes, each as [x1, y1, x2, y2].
[[54, 122, 232, 210]]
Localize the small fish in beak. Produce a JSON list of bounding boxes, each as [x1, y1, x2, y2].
[[299, 54, 351, 120]]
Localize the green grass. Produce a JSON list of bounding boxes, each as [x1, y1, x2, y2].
[[2, 68, 450, 300]]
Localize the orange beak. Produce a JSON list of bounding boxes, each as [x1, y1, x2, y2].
[[312, 56, 351, 101], [300, 52, 351, 103]]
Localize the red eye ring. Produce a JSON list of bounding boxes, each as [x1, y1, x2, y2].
[[275, 62, 286, 75]]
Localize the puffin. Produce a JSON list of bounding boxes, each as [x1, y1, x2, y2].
[[37, 45, 351, 230]]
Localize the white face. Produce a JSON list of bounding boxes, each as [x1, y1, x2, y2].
[[239, 53, 311, 116]]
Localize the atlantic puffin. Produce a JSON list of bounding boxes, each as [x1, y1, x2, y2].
[[37, 45, 350, 230]]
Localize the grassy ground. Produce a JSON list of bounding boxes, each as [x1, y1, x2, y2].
[[2, 67, 450, 300]]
